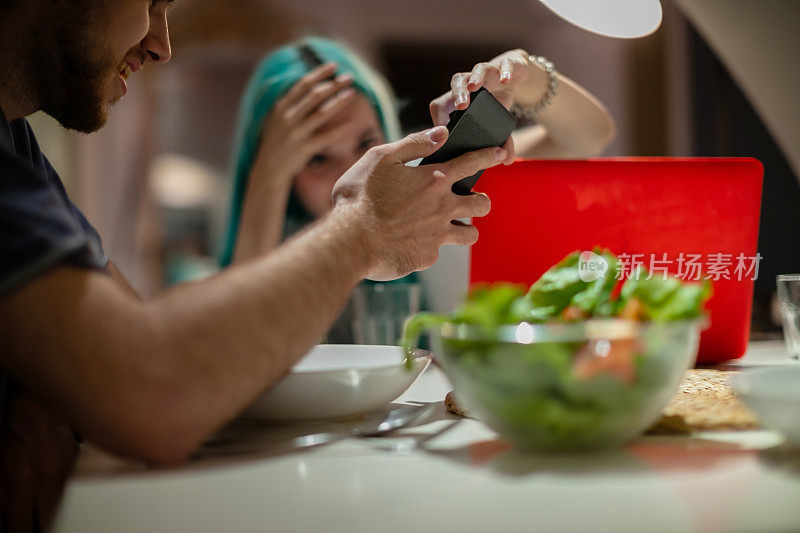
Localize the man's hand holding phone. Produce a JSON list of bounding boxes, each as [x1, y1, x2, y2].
[[331, 126, 503, 281]]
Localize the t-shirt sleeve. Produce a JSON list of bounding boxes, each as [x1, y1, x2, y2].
[[0, 148, 101, 297], [42, 155, 109, 269]]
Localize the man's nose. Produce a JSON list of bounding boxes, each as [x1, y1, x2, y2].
[[142, 14, 172, 64]]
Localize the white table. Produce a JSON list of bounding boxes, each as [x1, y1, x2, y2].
[[55, 341, 800, 533]]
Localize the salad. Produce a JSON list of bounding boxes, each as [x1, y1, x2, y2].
[[402, 249, 712, 450], [404, 248, 711, 345]]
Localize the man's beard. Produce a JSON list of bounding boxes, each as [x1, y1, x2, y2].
[[29, 5, 120, 133]]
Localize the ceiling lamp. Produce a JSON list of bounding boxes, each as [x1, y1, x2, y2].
[[539, 0, 663, 38]]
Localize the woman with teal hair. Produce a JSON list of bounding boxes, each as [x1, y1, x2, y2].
[[220, 36, 402, 266]]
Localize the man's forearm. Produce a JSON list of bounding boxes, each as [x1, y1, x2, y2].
[[0, 204, 374, 463]]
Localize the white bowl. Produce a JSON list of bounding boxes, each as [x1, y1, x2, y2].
[[242, 345, 431, 422], [730, 366, 800, 445]]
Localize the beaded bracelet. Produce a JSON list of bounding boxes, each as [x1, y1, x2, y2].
[[509, 55, 559, 119]]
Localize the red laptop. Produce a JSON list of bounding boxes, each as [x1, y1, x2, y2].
[[471, 158, 764, 364]]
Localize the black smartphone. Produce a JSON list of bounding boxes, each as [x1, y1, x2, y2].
[[420, 87, 516, 195]]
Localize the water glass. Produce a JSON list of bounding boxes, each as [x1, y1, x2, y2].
[[777, 274, 800, 359], [351, 283, 421, 346]]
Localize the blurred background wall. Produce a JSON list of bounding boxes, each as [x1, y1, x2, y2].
[[29, 0, 800, 336]]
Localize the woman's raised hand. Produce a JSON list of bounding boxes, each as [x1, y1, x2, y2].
[[234, 63, 358, 263], [253, 62, 359, 183], [429, 49, 547, 165]]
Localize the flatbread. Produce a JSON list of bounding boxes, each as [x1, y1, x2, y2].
[[443, 369, 760, 433]]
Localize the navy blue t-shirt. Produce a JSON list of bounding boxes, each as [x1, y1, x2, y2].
[[0, 114, 107, 293], [0, 108, 107, 529]]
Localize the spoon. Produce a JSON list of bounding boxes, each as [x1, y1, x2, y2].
[[200, 403, 435, 457]]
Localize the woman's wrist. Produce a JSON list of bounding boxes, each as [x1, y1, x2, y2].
[[510, 54, 547, 107], [232, 156, 296, 263], [512, 55, 559, 118], [514, 55, 550, 107], [251, 144, 298, 190]]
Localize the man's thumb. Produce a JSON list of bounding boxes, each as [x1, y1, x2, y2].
[[392, 126, 448, 163]]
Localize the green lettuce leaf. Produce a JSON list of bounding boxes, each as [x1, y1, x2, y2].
[[618, 266, 712, 321]]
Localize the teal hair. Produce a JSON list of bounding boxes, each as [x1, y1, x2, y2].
[[219, 36, 402, 266]]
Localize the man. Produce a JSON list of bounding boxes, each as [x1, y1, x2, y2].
[[0, 0, 501, 528]]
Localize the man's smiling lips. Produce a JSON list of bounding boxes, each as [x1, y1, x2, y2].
[[119, 58, 142, 80], [116, 58, 142, 98]]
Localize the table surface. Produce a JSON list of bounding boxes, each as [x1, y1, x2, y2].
[[54, 341, 800, 533]]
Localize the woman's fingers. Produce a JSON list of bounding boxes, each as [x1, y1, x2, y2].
[[451, 72, 471, 110], [275, 62, 338, 112], [466, 62, 489, 91], [285, 74, 353, 124], [467, 62, 502, 93], [450, 62, 504, 113], [440, 50, 535, 118], [429, 92, 456, 127], [303, 120, 357, 156], [297, 86, 358, 135], [499, 57, 513, 84]]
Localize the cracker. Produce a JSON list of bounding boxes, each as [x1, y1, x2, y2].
[[647, 369, 759, 433]]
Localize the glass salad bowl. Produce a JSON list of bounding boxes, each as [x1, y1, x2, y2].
[[429, 318, 705, 451]]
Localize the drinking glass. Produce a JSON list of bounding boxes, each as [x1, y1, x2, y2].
[[351, 283, 421, 346], [777, 274, 800, 359]]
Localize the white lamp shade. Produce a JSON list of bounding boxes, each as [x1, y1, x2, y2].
[[539, 0, 662, 39]]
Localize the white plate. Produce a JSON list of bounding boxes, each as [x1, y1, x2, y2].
[[242, 345, 432, 422], [730, 366, 800, 445]]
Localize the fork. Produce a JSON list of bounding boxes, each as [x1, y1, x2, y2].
[[292, 403, 434, 449]]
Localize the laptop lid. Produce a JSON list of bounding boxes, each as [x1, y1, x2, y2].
[[471, 158, 764, 363]]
